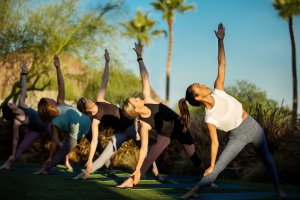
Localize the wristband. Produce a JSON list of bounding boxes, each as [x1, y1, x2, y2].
[[137, 58, 143, 61], [21, 72, 27, 76]]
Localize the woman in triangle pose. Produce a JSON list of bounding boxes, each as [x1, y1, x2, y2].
[[0, 61, 71, 170], [118, 43, 205, 188], [179, 23, 285, 198]]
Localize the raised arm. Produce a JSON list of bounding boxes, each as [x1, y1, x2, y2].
[[96, 49, 110, 102], [54, 55, 65, 104], [18, 62, 28, 108], [214, 23, 226, 91], [204, 123, 219, 176], [133, 43, 152, 101]]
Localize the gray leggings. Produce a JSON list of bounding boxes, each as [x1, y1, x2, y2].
[[45, 133, 110, 171], [45, 136, 78, 171], [196, 116, 280, 190], [91, 125, 157, 173]]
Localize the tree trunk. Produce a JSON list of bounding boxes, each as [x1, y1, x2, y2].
[[166, 18, 173, 106], [289, 17, 298, 124]]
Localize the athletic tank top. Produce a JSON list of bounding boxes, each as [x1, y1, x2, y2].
[[205, 89, 243, 132], [52, 104, 91, 140], [139, 103, 181, 137], [19, 106, 48, 133], [92, 102, 133, 132]]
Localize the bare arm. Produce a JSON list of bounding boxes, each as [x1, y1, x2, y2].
[[86, 119, 100, 174], [214, 23, 226, 91], [18, 62, 28, 108], [54, 55, 65, 104], [133, 43, 152, 101], [96, 49, 110, 102], [132, 122, 151, 184], [10, 120, 22, 158], [204, 123, 219, 176], [47, 125, 59, 162]]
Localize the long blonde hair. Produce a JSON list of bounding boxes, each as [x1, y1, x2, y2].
[[122, 98, 139, 119]]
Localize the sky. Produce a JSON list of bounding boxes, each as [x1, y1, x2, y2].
[[116, 0, 300, 110]]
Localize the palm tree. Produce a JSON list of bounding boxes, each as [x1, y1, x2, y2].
[[120, 10, 166, 101], [120, 10, 166, 49], [151, 0, 194, 105], [273, 0, 300, 123]]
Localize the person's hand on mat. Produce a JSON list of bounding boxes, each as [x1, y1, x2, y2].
[[85, 160, 92, 175], [131, 169, 141, 185], [203, 166, 214, 176], [53, 55, 60, 68], [34, 167, 48, 175], [133, 42, 143, 58], [214, 23, 225, 40], [104, 49, 110, 62]]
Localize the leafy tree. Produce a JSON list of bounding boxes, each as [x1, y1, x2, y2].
[[226, 80, 278, 112], [120, 9, 166, 47], [273, 0, 300, 123], [0, 0, 123, 108], [151, 0, 194, 105]]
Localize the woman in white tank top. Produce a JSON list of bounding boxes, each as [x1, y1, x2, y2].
[[178, 23, 285, 198]]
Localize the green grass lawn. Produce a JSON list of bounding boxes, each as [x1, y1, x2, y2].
[[0, 162, 300, 200]]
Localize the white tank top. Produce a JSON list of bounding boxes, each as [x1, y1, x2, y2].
[[205, 89, 243, 132]]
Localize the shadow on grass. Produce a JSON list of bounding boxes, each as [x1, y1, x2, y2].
[[1, 161, 300, 200], [0, 162, 170, 200]]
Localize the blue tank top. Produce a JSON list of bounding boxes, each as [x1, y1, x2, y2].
[[52, 104, 91, 140]]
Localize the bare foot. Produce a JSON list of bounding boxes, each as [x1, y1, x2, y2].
[[155, 174, 165, 182], [277, 189, 287, 198], [116, 177, 134, 188], [73, 172, 87, 180], [33, 168, 48, 175], [0, 163, 11, 170], [181, 187, 199, 198]]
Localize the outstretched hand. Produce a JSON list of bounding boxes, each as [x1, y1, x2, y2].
[[133, 43, 143, 59], [214, 23, 225, 40], [131, 169, 141, 185], [20, 62, 28, 73], [203, 166, 214, 176], [54, 55, 60, 68], [85, 160, 92, 175], [104, 49, 110, 62]]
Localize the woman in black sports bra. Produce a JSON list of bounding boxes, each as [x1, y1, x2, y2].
[[0, 62, 71, 170], [117, 43, 205, 188]]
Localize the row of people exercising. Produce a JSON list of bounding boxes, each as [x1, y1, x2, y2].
[[1, 23, 285, 198]]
